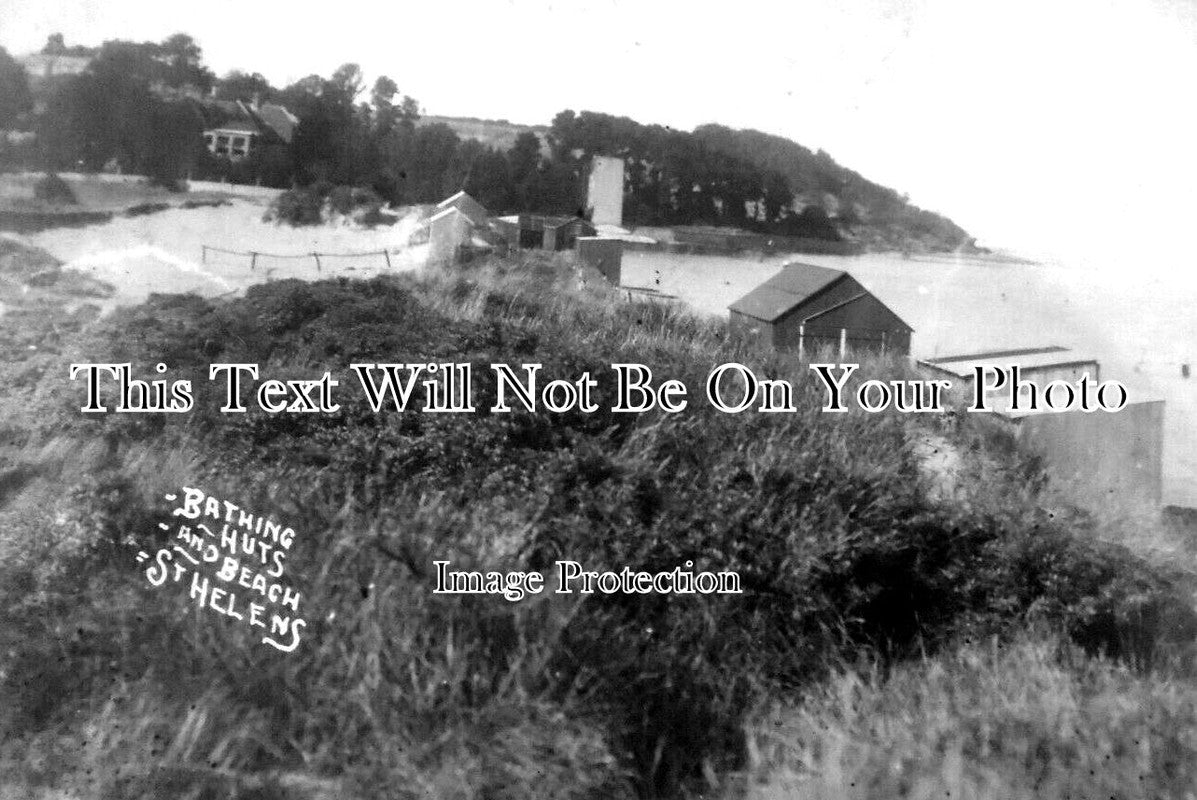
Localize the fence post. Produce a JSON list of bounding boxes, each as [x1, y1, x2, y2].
[[201, 245, 207, 265], [383, 250, 392, 269], [313, 253, 321, 272], [250, 252, 258, 271]]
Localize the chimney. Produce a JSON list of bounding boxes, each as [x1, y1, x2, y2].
[[251, 92, 261, 112]]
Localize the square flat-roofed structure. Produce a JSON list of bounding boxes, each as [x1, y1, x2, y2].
[[919, 346, 1100, 414], [919, 347, 1163, 505], [729, 262, 912, 357]]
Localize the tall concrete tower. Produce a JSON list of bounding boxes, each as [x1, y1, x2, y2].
[[586, 155, 625, 228]]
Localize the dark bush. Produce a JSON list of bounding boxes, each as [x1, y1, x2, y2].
[[124, 202, 171, 217], [265, 186, 325, 226], [264, 180, 333, 226], [327, 185, 381, 216], [3, 271, 1194, 799], [32, 172, 77, 205]]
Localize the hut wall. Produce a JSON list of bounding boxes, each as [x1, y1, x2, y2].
[[773, 293, 911, 356], [1017, 400, 1164, 504], [577, 237, 623, 284]]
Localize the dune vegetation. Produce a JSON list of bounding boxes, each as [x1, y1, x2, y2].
[[0, 245, 1194, 799]]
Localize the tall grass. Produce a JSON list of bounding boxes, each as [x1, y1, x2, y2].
[[0, 250, 1193, 798], [738, 633, 1197, 800]]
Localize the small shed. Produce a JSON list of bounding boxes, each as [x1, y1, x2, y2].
[[543, 216, 597, 251], [499, 214, 598, 250], [577, 237, 623, 285], [435, 191, 490, 227], [428, 207, 474, 264], [728, 263, 912, 357]]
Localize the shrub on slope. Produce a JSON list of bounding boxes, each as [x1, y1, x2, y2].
[[740, 634, 1197, 800], [0, 258, 1193, 798]]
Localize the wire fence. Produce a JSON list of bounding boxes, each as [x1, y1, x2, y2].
[[200, 244, 398, 273]]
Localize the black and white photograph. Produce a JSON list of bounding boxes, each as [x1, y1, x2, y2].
[[0, 1, 1195, 797]]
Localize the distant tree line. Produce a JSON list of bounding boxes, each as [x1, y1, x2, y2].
[[0, 32, 971, 246], [0, 46, 33, 132]]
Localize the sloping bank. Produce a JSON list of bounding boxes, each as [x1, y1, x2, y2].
[[0, 198, 230, 234], [0, 251, 1194, 800]]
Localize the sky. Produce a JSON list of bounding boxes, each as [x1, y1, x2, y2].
[[3, 0, 1197, 266]]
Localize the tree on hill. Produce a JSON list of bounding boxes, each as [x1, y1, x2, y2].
[[158, 33, 214, 93], [370, 75, 399, 135], [691, 122, 970, 248], [40, 55, 154, 171], [142, 100, 204, 187], [779, 204, 842, 240], [0, 46, 32, 130], [286, 66, 359, 184], [82, 35, 214, 93], [543, 109, 815, 231], [507, 131, 542, 208], [405, 122, 461, 200], [214, 70, 275, 102], [42, 33, 66, 55], [38, 40, 204, 181], [464, 147, 515, 212], [369, 75, 418, 138]]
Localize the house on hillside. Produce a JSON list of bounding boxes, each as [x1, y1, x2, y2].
[[199, 99, 297, 161], [729, 263, 912, 357], [20, 52, 94, 82], [19, 51, 95, 113]]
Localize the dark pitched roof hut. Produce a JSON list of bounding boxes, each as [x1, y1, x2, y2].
[[729, 262, 912, 357]]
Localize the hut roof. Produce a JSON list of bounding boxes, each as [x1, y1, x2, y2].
[[256, 103, 298, 143], [728, 262, 848, 323], [429, 206, 472, 225], [919, 347, 1099, 379], [435, 191, 490, 226]]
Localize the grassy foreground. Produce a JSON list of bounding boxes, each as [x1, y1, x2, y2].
[[0, 246, 1195, 799]]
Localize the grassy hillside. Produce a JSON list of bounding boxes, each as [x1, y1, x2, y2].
[[0, 245, 1194, 799], [415, 115, 550, 155]]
